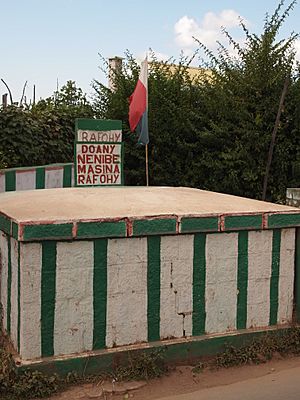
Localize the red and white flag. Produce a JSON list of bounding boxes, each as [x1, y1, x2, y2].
[[128, 58, 149, 145]]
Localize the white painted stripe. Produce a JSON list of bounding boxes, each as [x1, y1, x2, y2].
[[0, 173, 5, 193], [247, 230, 273, 328], [106, 237, 147, 347], [205, 232, 238, 333], [160, 235, 194, 339], [278, 228, 295, 324], [20, 242, 42, 359], [45, 168, 64, 189], [0, 231, 8, 331], [139, 58, 148, 89], [16, 171, 36, 191], [54, 241, 94, 356], [10, 238, 19, 349]]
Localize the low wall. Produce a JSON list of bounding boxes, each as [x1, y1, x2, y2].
[[0, 163, 74, 192], [0, 228, 296, 361]]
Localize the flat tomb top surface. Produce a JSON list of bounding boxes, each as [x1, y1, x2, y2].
[[0, 187, 298, 223]]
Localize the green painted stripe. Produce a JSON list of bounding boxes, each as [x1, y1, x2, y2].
[[7, 237, 12, 334], [295, 228, 300, 322], [269, 229, 281, 326], [41, 241, 57, 357], [192, 233, 206, 336], [268, 213, 300, 228], [22, 223, 73, 240], [63, 164, 72, 187], [0, 214, 11, 235], [18, 325, 292, 378], [237, 231, 248, 329], [147, 236, 161, 342], [93, 239, 108, 350], [5, 170, 16, 191], [133, 219, 176, 236], [76, 118, 122, 132], [225, 215, 263, 230], [181, 217, 218, 233], [77, 221, 126, 239], [17, 242, 20, 352], [35, 167, 45, 189], [12, 222, 18, 240]]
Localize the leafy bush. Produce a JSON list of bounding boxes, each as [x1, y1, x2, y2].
[[93, 0, 300, 200], [1, 2, 299, 201], [0, 81, 94, 168], [0, 349, 61, 399]]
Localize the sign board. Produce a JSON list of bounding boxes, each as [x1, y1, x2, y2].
[[75, 119, 124, 186]]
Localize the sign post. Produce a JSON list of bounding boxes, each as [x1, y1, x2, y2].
[[74, 119, 124, 186]]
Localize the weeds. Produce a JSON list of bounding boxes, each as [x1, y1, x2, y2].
[[3, 328, 300, 399], [0, 347, 167, 399], [0, 349, 64, 400], [193, 327, 300, 373], [112, 349, 167, 381]]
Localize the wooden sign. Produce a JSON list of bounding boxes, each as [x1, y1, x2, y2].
[[75, 119, 124, 186]]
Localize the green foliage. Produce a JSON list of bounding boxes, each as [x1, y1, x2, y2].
[[0, 151, 8, 169], [93, 1, 300, 200], [0, 81, 94, 168], [195, 0, 299, 200], [0, 345, 166, 399], [0, 106, 47, 167], [0, 349, 62, 399], [0, 2, 299, 200], [215, 328, 300, 368], [112, 349, 167, 381], [192, 327, 300, 373]]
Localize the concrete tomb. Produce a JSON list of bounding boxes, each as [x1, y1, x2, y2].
[[0, 186, 299, 373]]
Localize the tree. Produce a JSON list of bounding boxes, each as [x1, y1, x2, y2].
[[197, 0, 299, 200], [93, 51, 210, 186], [31, 81, 94, 164], [93, 1, 299, 200], [0, 81, 94, 168]]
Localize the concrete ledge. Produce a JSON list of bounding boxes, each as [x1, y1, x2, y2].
[[224, 214, 263, 231], [2, 211, 300, 241], [132, 218, 177, 236], [180, 216, 219, 233], [77, 220, 127, 238], [1, 187, 300, 241], [267, 213, 300, 228], [15, 326, 293, 377]]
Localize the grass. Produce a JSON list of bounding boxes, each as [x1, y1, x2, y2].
[[0, 347, 167, 400], [193, 327, 300, 373], [2, 328, 300, 399]]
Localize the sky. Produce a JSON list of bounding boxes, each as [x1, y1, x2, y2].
[[1, 0, 299, 103]]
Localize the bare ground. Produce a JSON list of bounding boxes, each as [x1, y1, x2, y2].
[[44, 355, 300, 400]]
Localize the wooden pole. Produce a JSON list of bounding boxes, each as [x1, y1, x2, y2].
[[33, 84, 36, 105], [145, 144, 149, 186], [262, 76, 289, 201], [2, 93, 7, 107]]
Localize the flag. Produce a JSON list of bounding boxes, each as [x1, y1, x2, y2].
[[129, 58, 149, 145]]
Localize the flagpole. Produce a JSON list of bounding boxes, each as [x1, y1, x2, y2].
[[145, 144, 149, 186]]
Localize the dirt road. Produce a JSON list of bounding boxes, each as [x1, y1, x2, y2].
[[161, 364, 300, 400], [47, 356, 300, 400]]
